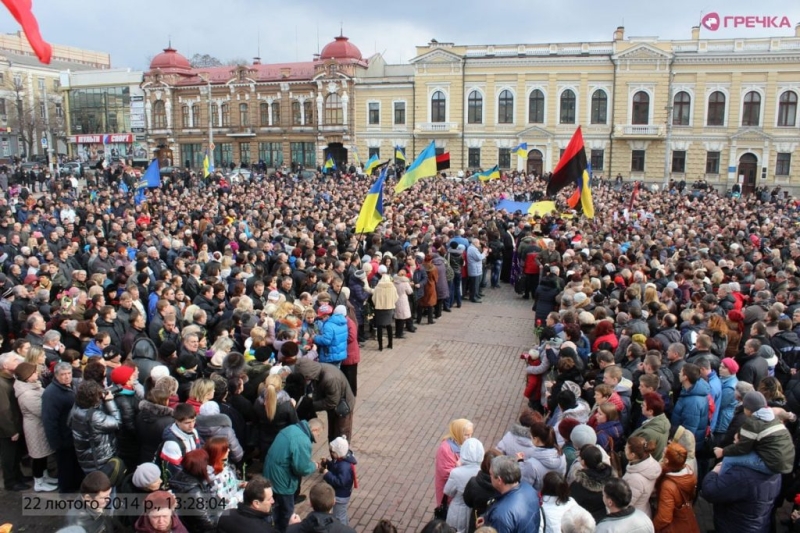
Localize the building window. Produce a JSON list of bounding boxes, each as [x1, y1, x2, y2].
[[211, 103, 219, 127], [12, 74, 20, 87], [368, 102, 380, 125], [304, 101, 313, 125], [706, 151, 720, 174], [0, 98, 5, 116], [673, 91, 691, 126], [53, 79, 59, 90], [468, 148, 480, 168], [290, 142, 315, 167], [498, 90, 514, 124], [258, 142, 283, 167], [38, 78, 44, 90], [260, 103, 269, 126], [776, 153, 791, 176], [292, 101, 302, 125], [632, 91, 650, 125], [325, 93, 343, 125], [528, 89, 544, 124], [181, 106, 190, 128], [498, 148, 511, 169], [55, 102, 63, 118], [239, 103, 249, 127], [191, 104, 200, 127], [368, 147, 380, 159], [153, 100, 166, 129], [467, 90, 482, 124], [239, 142, 250, 164], [591, 90, 607, 125], [39, 101, 45, 119], [707, 91, 726, 126], [393, 102, 405, 125], [215, 142, 233, 166], [221, 103, 230, 126], [631, 149, 646, 172], [431, 91, 446, 123], [672, 150, 686, 174], [560, 89, 576, 124], [742, 91, 761, 126], [778, 91, 797, 127], [271, 101, 280, 126], [180, 143, 203, 169], [590, 149, 604, 171]]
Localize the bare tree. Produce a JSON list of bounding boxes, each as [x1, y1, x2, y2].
[[5, 76, 43, 159], [189, 53, 223, 68], [226, 57, 250, 67]]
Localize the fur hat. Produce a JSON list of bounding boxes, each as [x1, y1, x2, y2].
[[222, 351, 247, 378]]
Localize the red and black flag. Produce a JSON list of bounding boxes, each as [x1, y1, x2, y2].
[[546, 126, 586, 197], [2, 0, 52, 64], [436, 152, 451, 171]]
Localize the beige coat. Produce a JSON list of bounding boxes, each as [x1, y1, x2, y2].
[[14, 379, 55, 458], [372, 275, 399, 311], [393, 275, 414, 320]]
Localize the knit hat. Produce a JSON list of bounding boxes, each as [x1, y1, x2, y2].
[[267, 290, 281, 301], [361, 255, 371, 265], [199, 401, 220, 416], [330, 436, 349, 458], [14, 362, 36, 382], [132, 462, 161, 489], [720, 357, 739, 375], [573, 292, 588, 305], [558, 417, 581, 443], [578, 311, 596, 326], [570, 424, 597, 449], [354, 269, 366, 281], [631, 333, 647, 346], [334, 305, 347, 316], [150, 365, 170, 382], [743, 391, 768, 413], [378, 265, 388, 274], [110, 365, 135, 386], [159, 340, 177, 360]]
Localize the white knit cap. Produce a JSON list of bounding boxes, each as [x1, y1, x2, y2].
[[199, 401, 220, 416], [330, 436, 349, 457]]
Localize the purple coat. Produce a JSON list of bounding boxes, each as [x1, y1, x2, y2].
[[432, 255, 450, 299]]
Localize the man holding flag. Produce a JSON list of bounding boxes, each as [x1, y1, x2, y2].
[[355, 167, 387, 234]]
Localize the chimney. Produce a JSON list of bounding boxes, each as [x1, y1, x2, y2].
[[796, 23, 800, 37], [280, 67, 291, 79], [253, 57, 261, 65], [613, 26, 625, 41], [692, 26, 700, 40]]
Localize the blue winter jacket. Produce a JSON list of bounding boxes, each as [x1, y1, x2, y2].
[[671, 378, 711, 450], [702, 465, 781, 533], [707, 371, 723, 431], [483, 481, 540, 533], [323, 451, 357, 498], [314, 314, 348, 364], [715, 375, 738, 434]]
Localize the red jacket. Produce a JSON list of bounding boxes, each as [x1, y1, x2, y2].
[[592, 333, 619, 352], [342, 316, 361, 366]]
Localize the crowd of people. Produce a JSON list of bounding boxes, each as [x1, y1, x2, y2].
[[0, 159, 798, 533]]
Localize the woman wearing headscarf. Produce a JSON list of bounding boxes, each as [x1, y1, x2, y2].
[[434, 418, 474, 507], [444, 438, 485, 533]]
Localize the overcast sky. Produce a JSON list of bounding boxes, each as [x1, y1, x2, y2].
[[11, 0, 800, 69]]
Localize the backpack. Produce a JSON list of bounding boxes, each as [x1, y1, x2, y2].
[[488, 240, 504, 262], [445, 262, 455, 282]]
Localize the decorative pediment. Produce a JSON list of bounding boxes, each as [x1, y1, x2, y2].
[[614, 43, 673, 61], [516, 125, 554, 139], [409, 49, 463, 64], [730, 127, 773, 142]]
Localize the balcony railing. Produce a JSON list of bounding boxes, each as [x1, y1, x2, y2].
[[418, 122, 458, 132], [617, 124, 663, 136]]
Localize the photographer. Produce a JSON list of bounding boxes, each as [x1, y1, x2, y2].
[[67, 379, 124, 482]]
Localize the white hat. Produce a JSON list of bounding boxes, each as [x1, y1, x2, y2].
[[267, 291, 281, 301], [199, 401, 220, 416], [150, 365, 170, 381], [330, 436, 349, 457], [378, 265, 388, 274]]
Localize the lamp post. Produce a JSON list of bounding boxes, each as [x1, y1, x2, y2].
[[199, 74, 213, 167], [41, 80, 58, 175]]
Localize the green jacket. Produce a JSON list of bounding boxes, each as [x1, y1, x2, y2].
[[263, 421, 317, 495], [723, 413, 796, 474], [630, 413, 670, 461]]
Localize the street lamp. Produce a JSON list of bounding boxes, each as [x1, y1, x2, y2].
[[199, 73, 214, 166]]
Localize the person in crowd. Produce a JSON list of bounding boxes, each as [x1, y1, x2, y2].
[[287, 483, 356, 533], [64, 471, 118, 533], [622, 436, 661, 518], [569, 445, 615, 523], [444, 437, 484, 532], [13, 361, 57, 491], [0, 351, 26, 490], [168, 449, 219, 532], [293, 359, 355, 443], [462, 448, 502, 533], [538, 471, 581, 533], [478, 455, 540, 533], [595, 478, 654, 532], [518, 422, 566, 491], [133, 490, 189, 533], [68, 379, 123, 479], [217, 476, 278, 533], [321, 436, 358, 527], [43, 360, 83, 492], [435, 418, 475, 508]]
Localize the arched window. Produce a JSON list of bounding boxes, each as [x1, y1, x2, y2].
[[221, 103, 230, 126], [260, 103, 269, 126], [591, 90, 607, 124], [239, 103, 249, 127], [632, 91, 649, 125], [211, 103, 219, 127], [742, 91, 761, 126], [560, 89, 576, 124], [778, 91, 797, 127], [673, 91, 691, 126], [467, 90, 482, 124], [271, 101, 280, 126], [153, 100, 166, 129], [181, 105, 190, 128], [707, 91, 726, 126], [192, 104, 201, 127], [498, 90, 514, 124], [325, 93, 343, 125], [528, 89, 544, 124], [431, 90, 446, 123]]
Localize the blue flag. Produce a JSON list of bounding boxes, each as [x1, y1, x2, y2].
[[119, 181, 128, 194], [134, 188, 146, 205], [143, 159, 161, 188]]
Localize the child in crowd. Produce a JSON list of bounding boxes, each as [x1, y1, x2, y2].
[[321, 436, 358, 527]]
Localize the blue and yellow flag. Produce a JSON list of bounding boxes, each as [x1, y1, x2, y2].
[[352, 147, 362, 167], [363, 154, 380, 175], [476, 165, 501, 182], [324, 154, 336, 172], [528, 200, 556, 217], [512, 142, 528, 158], [203, 151, 214, 178], [395, 147, 406, 162], [395, 141, 437, 194], [580, 162, 595, 219], [355, 167, 387, 234]]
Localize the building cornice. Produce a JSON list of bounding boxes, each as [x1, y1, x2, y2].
[[673, 54, 800, 65]]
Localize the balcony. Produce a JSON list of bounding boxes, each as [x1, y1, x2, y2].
[[615, 124, 664, 137], [226, 127, 256, 137], [416, 122, 459, 134]]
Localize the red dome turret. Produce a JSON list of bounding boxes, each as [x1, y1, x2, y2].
[[319, 35, 362, 61], [149, 47, 191, 72]]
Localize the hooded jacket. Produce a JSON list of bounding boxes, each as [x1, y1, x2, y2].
[[131, 336, 160, 383], [294, 359, 355, 416], [570, 466, 615, 523], [263, 420, 318, 495], [630, 413, 670, 461], [736, 350, 768, 389], [702, 465, 781, 533], [496, 424, 536, 459], [652, 468, 699, 533], [622, 456, 662, 517], [195, 412, 244, 464], [314, 314, 348, 364], [721, 407, 795, 474], [463, 470, 500, 533], [520, 446, 567, 491], [444, 438, 484, 532], [671, 378, 711, 450], [136, 399, 174, 464], [323, 450, 358, 498]]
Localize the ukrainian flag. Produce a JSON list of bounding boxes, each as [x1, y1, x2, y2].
[[324, 154, 336, 172], [512, 142, 528, 158], [580, 162, 595, 219], [203, 151, 214, 178], [395, 147, 406, 162], [364, 154, 380, 175], [355, 167, 387, 234], [476, 165, 501, 182], [395, 141, 437, 194], [528, 200, 556, 217], [352, 147, 362, 167]]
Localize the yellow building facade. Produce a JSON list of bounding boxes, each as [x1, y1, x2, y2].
[[352, 25, 800, 194]]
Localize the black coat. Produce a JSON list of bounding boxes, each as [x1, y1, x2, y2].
[[168, 470, 218, 533], [135, 399, 174, 464], [534, 283, 560, 320], [462, 471, 500, 533], [255, 391, 299, 454], [41, 380, 75, 450], [286, 512, 356, 533], [217, 504, 277, 533], [569, 467, 614, 523], [113, 391, 139, 466]]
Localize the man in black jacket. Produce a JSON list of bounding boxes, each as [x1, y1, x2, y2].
[[287, 483, 355, 533], [218, 476, 279, 533], [42, 361, 84, 492]]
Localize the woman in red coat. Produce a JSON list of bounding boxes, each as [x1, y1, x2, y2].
[[341, 304, 361, 397], [592, 320, 619, 352]]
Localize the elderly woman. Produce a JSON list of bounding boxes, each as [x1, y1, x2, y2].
[[372, 265, 399, 351], [434, 419, 474, 507], [134, 490, 189, 533], [444, 438, 485, 533], [393, 269, 415, 338], [14, 362, 57, 491]]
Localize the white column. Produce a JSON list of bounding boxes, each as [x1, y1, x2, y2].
[[728, 141, 738, 182], [342, 92, 349, 126], [316, 93, 323, 126], [299, 98, 305, 125], [267, 98, 273, 126]]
